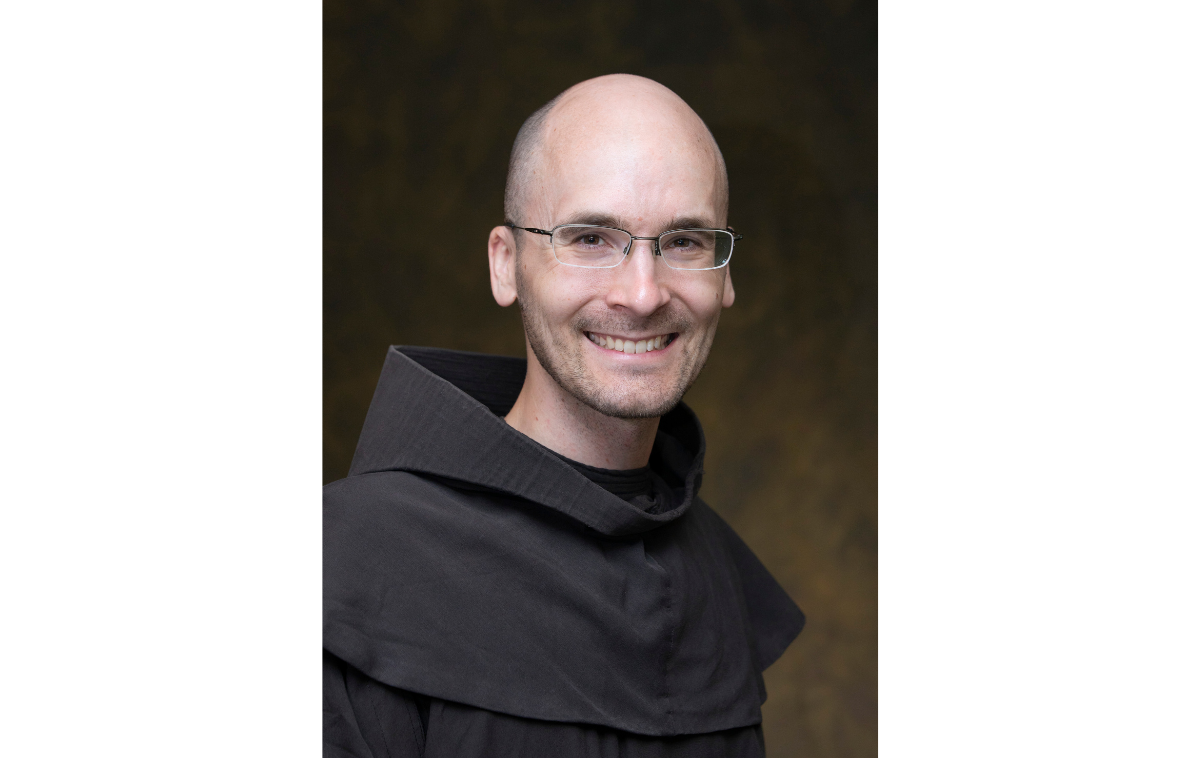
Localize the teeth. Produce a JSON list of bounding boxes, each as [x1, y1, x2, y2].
[[587, 333, 673, 354]]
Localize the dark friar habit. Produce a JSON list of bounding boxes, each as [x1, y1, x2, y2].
[[324, 346, 806, 757]]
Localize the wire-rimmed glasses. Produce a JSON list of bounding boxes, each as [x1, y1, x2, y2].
[[504, 222, 742, 270]]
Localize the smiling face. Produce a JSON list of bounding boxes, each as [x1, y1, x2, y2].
[[491, 75, 735, 420]]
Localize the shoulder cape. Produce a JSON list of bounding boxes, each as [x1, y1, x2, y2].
[[324, 346, 805, 737]]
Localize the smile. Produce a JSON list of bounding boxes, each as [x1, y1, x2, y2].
[[585, 331, 677, 354]]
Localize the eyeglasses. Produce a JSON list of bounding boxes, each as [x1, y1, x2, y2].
[[504, 222, 742, 270]]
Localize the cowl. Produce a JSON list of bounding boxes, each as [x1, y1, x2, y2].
[[347, 345, 707, 536], [324, 346, 804, 736]]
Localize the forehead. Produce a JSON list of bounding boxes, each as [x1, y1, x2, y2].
[[536, 108, 723, 230]]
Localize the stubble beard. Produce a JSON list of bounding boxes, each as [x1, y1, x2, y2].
[[516, 275, 718, 420]]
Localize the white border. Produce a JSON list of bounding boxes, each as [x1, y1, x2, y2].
[[881, 1, 1199, 754], [1, 2, 321, 754]]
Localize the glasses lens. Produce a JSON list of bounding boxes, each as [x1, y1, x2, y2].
[[659, 230, 733, 270], [551, 226, 630, 267]]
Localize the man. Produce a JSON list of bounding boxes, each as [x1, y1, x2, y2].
[[324, 74, 804, 757]]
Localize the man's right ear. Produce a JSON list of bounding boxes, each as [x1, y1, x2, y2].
[[488, 226, 518, 307]]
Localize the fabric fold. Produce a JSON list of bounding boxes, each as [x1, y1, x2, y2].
[[325, 346, 805, 736]]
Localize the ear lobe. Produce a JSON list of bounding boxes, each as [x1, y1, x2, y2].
[[488, 226, 519, 307], [721, 266, 735, 308]]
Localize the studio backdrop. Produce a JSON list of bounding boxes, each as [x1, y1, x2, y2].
[[324, 1, 877, 755]]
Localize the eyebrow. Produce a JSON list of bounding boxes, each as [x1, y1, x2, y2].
[[562, 211, 627, 229], [664, 216, 717, 231], [560, 211, 719, 233]]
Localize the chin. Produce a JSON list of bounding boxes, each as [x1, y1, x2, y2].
[[577, 388, 682, 420], [560, 363, 688, 419]]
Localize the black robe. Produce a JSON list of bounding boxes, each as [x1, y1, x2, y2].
[[324, 346, 805, 757]]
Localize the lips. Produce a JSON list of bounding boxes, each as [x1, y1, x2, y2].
[[585, 331, 676, 354]]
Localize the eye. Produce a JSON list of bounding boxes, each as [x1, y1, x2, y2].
[[565, 229, 621, 249], [665, 234, 700, 249]]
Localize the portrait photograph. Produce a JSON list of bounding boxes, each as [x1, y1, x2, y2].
[[323, 1, 875, 755]]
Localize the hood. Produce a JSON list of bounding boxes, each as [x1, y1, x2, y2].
[[348, 345, 706, 537], [325, 346, 805, 737]]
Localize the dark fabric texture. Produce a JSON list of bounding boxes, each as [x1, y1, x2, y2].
[[325, 650, 426, 758], [422, 699, 767, 758], [552, 453, 655, 500], [326, 651, 768, 758], [324, 346, 805, 748], [551, 450, 680, 515]]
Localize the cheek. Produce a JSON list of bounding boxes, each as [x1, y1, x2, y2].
[[528, 270, 602, 323], [677, 283, 725, 324]]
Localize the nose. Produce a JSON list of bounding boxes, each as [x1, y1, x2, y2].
[[604, 238, 671, 317]]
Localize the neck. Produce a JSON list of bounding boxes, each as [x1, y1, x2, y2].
[[504, 351, 660, 471]]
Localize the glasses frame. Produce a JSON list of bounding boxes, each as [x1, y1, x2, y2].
[[504, 222, 743, 271]]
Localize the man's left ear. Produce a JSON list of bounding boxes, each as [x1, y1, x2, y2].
[[722, 266, 735, 308]]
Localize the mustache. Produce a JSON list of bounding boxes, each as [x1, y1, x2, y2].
[[571, 307, 692, 337]]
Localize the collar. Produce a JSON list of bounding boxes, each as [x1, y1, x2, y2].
[[348, 346, 706, 537]]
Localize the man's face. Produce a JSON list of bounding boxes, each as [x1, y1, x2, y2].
[[512, 104, 734, 419]]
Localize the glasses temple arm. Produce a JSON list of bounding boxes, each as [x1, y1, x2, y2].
[[503, 222, 553, 236]]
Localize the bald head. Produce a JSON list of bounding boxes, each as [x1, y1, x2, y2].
[[503, 74, 729, 229]]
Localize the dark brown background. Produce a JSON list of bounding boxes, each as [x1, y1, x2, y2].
[[325, 0, 876, 754]]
